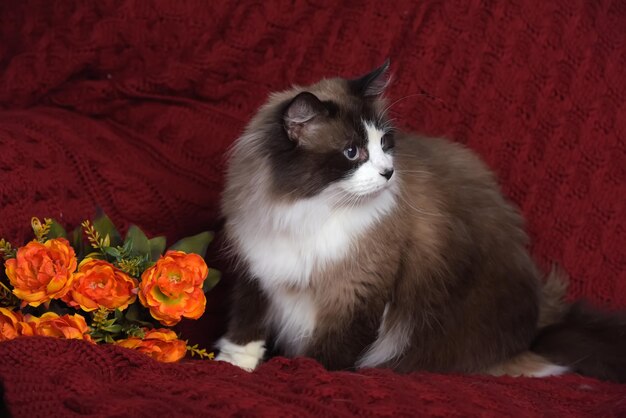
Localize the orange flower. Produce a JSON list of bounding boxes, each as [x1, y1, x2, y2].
[[25, 312, 93, 342], [138, 251, 207, 326], [15, 320, 37, 337], [0, 307, 23, 341], [116, 328, 187, 362], [64, 259, 138, 312], [5, 238, 77, 306]]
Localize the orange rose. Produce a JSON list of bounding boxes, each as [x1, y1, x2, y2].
[[5, 238, 77, 306], [116, 328, 187, 362], [25, 312, 93, 342], [64, 259, 138, 312], [138, 251, 207, 326], [0, 307, 23, 341]]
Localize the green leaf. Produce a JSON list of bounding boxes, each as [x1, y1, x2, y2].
[[114, 309, 124, 322], [168, 231, 214, 258], [125, 303, 155, 328], [71, 226, 86, 259], [122, 239, 133, 254], [148, 236, 166, 262], [103, 247, 121, 258], [47, 220, 67, 239], [125, 303, 141, 321], [125, 225, 150, 257], [93, 211, 122, 247], [103, 318, 117, 327], [202, 268, 221, 293], [71, 225, 82, 246], [85, 252, 104, 259], [125, 326, 146, 339], [103, 324, 122, 333]]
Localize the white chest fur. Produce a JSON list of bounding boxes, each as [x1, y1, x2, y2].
[[230, 185, 398, 289]]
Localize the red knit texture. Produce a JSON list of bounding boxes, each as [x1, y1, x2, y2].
[[0, 0, 624, 416], [0, 337, 625, 418]]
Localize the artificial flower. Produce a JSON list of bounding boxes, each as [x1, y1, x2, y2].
[[0, 307, 22, 341], [116, 328, 186, 363], [138, 251, 207, 326], [25, 312, 93, 342], [5, 238, 77, 306], [64, 259, 138, 312]]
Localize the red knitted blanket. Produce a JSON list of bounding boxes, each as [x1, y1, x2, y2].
[[0, 337, 624, 417], [1, 1, 625, 416]]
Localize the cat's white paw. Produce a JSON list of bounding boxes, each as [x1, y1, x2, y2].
[[215, 338, 266, 372]]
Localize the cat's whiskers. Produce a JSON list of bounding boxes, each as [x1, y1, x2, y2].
[[390, 152, 420, 158], [397, 193, 443, 217], [282, 188, 303, 199], [332, 193, 360, 214], [378, 91, 443, 121], [326, 189, 352, 207], [395, 169, 431, 175], [378, 117, 397, 132], [326, 191, 370, 222]]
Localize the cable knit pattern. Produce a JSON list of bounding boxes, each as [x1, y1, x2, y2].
[[0, 337, 625, 418], [0, 1, 624, 416]]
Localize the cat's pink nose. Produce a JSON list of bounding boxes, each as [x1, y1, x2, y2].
[[380, 169, 394, 180]]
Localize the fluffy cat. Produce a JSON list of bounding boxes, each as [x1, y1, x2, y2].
[[216, 61, 626, 381]]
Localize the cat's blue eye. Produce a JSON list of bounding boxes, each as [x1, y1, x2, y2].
[[344, 146, 359, 161]]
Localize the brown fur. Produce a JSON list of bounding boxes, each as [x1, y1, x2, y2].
[[373, 135, 540, 373], [532, 302, 626, 382], [538, 268, 570, 328], [219, 63, 625, 381]]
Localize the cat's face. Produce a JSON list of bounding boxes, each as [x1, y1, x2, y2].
[[262, 61, 396, 202], [342, 120, 395, 197]]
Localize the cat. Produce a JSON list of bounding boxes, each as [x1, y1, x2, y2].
[[215, 61, 626, 382]]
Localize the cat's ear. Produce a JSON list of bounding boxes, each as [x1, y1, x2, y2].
[[349, 59, 391, 98], [284, 92, 327, 142]]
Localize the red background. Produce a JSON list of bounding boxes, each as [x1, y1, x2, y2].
[[0, 1, 624, 416]]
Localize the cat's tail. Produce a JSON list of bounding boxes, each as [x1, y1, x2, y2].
[[529, 269, 626, 382]]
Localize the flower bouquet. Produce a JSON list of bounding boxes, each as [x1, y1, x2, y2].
[[0, 211, 220, 363]]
